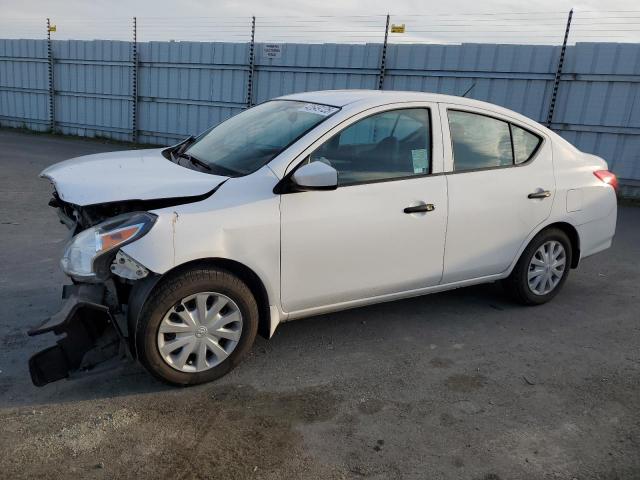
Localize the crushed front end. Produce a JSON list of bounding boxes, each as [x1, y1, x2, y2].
[[28, 193, 158, 386], [29, 283, 119, 386]]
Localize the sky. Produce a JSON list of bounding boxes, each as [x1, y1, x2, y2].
[[1, 0, 639, 44]]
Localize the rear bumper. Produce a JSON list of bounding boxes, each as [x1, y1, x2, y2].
[[28, 284, 120, 386], [576, 205, 618, 261]]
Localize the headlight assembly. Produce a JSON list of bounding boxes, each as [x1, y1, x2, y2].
[[60, 212, 157, 281]]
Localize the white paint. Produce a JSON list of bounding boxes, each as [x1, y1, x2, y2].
[[566, 188, 583, 212], [47, 90, 618, 336], [40, 148, 225, 205], [438, 102, 556, 283]]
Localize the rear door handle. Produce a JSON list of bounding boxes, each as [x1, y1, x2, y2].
[[527, 190, 551, 199], [404, 204, 435, 214]]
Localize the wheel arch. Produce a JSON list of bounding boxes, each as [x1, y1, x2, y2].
[[127, 257, 274, 358], [505, 220, 581, 279], [543, 221, 581, 268]]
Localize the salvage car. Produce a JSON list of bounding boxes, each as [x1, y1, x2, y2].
[[29, 90, 618, 387]]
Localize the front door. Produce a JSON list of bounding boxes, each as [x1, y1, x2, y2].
[[280, 105, 448, 313]]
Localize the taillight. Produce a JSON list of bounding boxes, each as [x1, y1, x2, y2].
[[594, 170, 618, 191]]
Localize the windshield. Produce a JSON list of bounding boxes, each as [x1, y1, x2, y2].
[[185, 100, 339, 176]]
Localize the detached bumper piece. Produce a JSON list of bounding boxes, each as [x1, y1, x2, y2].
[[28, 284, 118, 387]]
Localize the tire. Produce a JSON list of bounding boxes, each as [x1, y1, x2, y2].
[[135, 266, 258, 386], [503, 228, 572, 306]]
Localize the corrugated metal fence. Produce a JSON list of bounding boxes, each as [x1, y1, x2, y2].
[[1, 39, 639, 192]]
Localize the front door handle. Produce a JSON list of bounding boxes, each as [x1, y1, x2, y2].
[[527, 190, 551, 199], [404, 204, 435, 214]]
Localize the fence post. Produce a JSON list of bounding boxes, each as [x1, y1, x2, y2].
[[46, 18, 55, 132], [246, 16, 256, 108], [131, 16, 139, 142], [377, 14, 390, 90], [546, 9, 573, 127]]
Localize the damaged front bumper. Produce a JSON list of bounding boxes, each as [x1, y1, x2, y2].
[[28, 283, 123, 387]]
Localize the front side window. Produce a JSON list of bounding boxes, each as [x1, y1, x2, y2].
[[448, 110, 513, 171], [186, 100, 339, 176], [309, 108, 431, 185]]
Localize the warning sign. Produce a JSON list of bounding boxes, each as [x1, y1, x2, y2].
[[263, 44, 282, 59]]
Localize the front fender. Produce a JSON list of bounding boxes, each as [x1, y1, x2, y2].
[[121, 166, 282, 321]]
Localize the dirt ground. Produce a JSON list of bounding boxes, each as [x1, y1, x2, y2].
[[0, 129, 638, 479]]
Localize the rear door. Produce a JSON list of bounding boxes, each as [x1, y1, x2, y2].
[[439, 104, 555, 283], [280, 103, 448, 313]]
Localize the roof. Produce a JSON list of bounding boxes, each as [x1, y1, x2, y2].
[[277, 89, 551, 135], [278, 89, 475, 107]]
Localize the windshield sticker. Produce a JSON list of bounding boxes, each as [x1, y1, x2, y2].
[[411, 149, 428, 173], [299, 103, 339, 116]]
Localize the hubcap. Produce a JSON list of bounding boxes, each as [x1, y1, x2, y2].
[[527, 240, 566, 296], [157, 292, 243, 373]]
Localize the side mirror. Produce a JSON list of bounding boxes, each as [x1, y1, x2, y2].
[[291, 161, 338, 191]]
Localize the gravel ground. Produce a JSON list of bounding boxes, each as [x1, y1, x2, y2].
[[0, 129, 638, 480]]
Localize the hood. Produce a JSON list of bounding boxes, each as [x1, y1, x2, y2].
[[40, 148, 228, 206]]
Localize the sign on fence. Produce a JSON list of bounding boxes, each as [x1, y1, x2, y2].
[[262, 43, 282, 59]]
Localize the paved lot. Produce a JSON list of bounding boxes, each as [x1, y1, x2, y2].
[[0, 128, 638, 479]]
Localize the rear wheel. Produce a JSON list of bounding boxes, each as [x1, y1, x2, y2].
[[503, 228, 572, 305], [136, 267, 258, 386]]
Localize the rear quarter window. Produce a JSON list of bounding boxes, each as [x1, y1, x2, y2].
[[511, 125, 542, 164]]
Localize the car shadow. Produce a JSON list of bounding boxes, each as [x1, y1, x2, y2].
[[2, 281, 517, 409]]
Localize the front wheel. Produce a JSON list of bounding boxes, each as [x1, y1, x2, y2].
[[503, 228, 573, 305], [135, 267, 258, 386]]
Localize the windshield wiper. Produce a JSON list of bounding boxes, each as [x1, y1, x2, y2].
[[171, 150, 244, 177], [175, 152, 211, 171], [176, 135, 196, 154]]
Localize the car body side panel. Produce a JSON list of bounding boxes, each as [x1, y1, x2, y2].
[[438, 103, 556, 283], [278, 101, 448, 313], [497, 138, 617, 273], [549, 140, 618, 259], [121, 165, 282, 315], [280, 176, 448, 312], [121, 92, 617, 328]]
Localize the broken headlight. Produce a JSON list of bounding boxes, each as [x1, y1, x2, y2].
[[60, 212, 157, 281]]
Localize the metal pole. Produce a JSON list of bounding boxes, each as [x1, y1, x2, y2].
[[131, 17, 139, 142], [46, 18, 55, 132], [377, 14, 390, 90], [546, 9, 573, 127], [246, 16, 256, 108]]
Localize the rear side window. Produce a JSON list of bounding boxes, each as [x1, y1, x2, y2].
[[448, 111, 513, 171], [448, 110, 542, 171], [512, 124, 541, 164]]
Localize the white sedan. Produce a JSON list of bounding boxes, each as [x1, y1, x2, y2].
[[30, 90, 618, 386]]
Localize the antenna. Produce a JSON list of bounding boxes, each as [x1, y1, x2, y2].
[[462, 82, 476, 98]]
